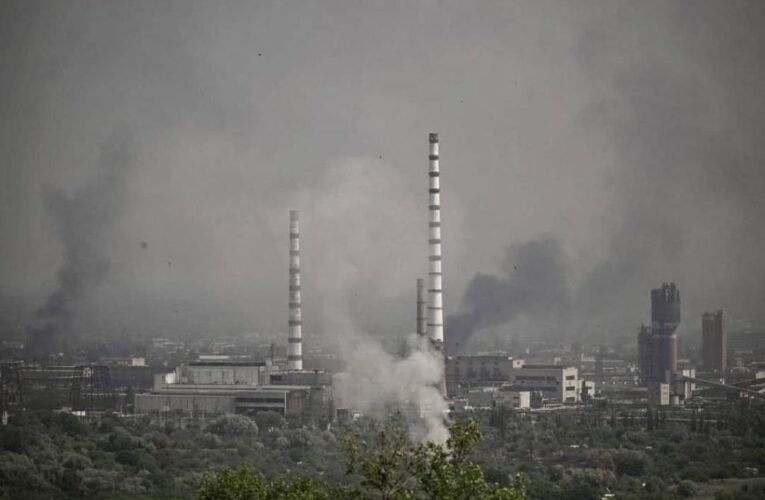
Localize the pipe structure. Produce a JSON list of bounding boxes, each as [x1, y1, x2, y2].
[[288, 210, 303, 370], [416, 278, 426, 336], [427, 133, 444, 348]]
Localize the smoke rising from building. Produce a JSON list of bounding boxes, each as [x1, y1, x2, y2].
[[446, 237, 568, 353], [28, 130, 134, 354], [291, 157, 447, 441]]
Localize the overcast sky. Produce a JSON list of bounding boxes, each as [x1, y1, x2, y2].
[[1, 1, 764, 343]]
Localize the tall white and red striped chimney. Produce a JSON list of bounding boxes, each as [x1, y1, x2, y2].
[[288, 210, 303, 370], [427, 133, 444, 349]]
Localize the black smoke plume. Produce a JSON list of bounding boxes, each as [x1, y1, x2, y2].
[[445, 237, 568, 354], [28, 130, 134, 356]]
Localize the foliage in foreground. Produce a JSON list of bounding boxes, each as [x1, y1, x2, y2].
[[197, 416, 526, 500]]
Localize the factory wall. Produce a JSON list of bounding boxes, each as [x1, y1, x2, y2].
[[177, 363, 265, 385], [508, 365, 580, 403], [446, 355, 521, 393], [135, 393, 235, 415]]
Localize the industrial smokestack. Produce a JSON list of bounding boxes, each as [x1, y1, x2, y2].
[[427, 133, 444, 348], [288, 210, 303, 371], [416, 278, 426, 336]]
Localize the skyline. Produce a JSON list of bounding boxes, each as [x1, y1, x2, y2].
[[1, 1, 764, 346]]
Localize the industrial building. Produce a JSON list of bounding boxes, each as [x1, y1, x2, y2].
[[134, 384, 326, 422], [495, 387, 531, 409], [134, 360, 332, 424], [509, 365, 580, 404], [178, 360, 267, 385], [702, 310, 726, 373], [445, 355, 583, 404], [445, 355, 523, 393], [638, 282, 681, 385]]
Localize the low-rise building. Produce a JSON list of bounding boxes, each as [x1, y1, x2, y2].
[[135, 384, 330, 423], [178, 360, 267, 385], [495, 388, 531, 409], [508, 365, 580, 404], [445, 355, 524, 394]]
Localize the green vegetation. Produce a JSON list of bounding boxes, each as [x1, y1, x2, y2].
[[197, 416, 525, 500], [1, 399, 765, 499], [472, 399, 765, 499]]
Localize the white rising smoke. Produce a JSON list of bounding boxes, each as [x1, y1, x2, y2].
[[285, 157, 449, 443], [334, 333, 448, 444]]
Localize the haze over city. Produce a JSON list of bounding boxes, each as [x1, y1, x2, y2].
[[1, 3, 765, 499], [2, 1, 764, 348]]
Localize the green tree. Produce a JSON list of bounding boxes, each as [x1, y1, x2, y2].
[[344, 414, 525, 499], [206, 414, 259, 437], [197, 466, 344, 500], [198, 414, 526, 499]]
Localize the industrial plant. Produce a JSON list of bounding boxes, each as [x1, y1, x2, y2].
[[3, 132, 762, 429]]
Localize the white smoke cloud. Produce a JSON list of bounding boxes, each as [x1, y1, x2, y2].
[[285, 157, 450, 443], [334, 334, 449, 444]]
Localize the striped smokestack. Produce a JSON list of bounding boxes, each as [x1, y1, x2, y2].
[[416, 278, 426, 336], [288, 210, 303, 370], [427, 133, 444, 348]]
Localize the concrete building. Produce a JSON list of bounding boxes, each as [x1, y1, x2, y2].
[[134, 384, 322, 422], [445, 355, 523, 394], [134, 359, 333, 424], [100, 357, 146, 367], [648, 383, 670, 406], [459, 387, 531, 410], [495, 388, 531, 409], [638, 283, 681, 385], [177, 360, 267, 386], [466, 388, 494, 409], [446, 356, 582, 404], [508, 365, 580, 404], [702, 310, 726, 373], [269, 369, 333, 387]]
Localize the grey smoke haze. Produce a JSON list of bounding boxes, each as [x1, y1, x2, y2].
[[1, 1, 764, 347], [446, 238, 568, 353], [28, 130, 134, 352], [289, 162, 447, 441], [36, 131, 133, 320]]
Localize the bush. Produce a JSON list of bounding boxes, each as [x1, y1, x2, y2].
[[614, 451, 647, 477], [206, 414, 258, 437], [677, 480, 697, 498]]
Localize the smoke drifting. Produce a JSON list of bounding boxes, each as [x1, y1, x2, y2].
[[570, 3, 765, 330], [447, 3, 765, 349], [446, 237, 568, 353], [334, 334, 448, 443], [29, 130, 134, 354], [292, 157, 447, 441]]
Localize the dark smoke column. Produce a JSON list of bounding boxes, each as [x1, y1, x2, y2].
[[638, 282, 680, 385]]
